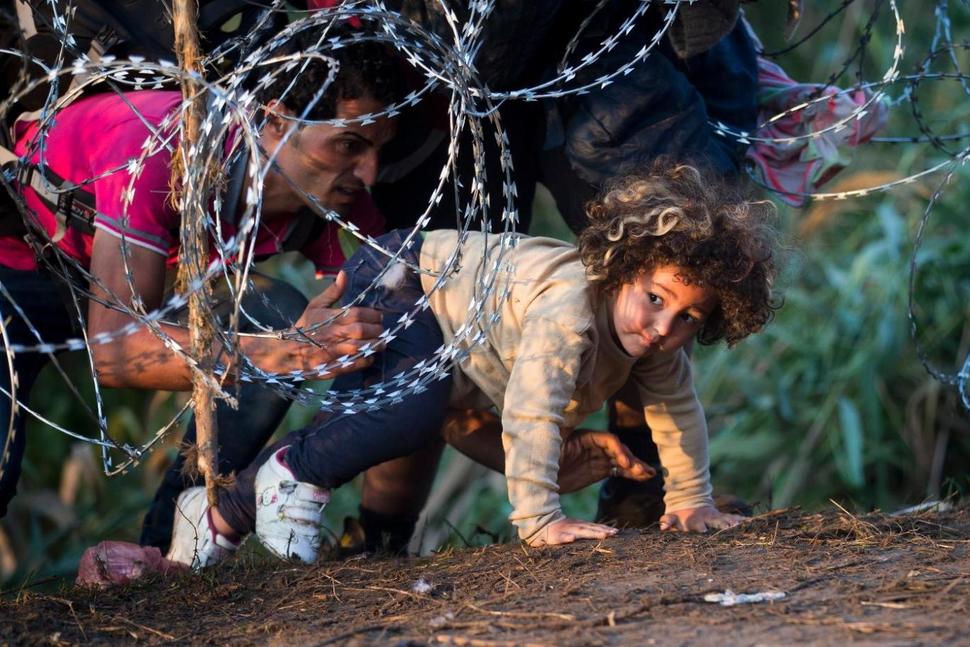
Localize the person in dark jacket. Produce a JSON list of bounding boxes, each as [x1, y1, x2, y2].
[[356, 0, 760, 551]]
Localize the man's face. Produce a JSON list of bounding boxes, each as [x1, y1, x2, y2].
[[261, 96, 395, 217]]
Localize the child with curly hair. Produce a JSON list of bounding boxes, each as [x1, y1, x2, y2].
[[166, 162, 780, 568]]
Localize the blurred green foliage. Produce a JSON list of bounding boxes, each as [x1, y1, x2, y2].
[[697, 183, 970, 512], [2, 1, 969, 587]]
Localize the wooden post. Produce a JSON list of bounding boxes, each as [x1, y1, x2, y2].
[[173, 0, 219, 506]]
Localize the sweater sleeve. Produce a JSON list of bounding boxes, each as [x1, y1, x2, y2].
[[501, 315, 591, 542], [632, 349, 714, 513]]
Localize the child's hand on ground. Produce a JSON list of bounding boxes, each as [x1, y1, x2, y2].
[[528, 518, 619, 547], [660, 505, 746, 533], [558, 429, 656, 493]]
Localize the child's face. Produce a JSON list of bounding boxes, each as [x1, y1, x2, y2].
[[611, 266, 717, 357]]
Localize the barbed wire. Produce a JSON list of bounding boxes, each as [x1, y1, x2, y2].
[[0, 0, 966, 481]]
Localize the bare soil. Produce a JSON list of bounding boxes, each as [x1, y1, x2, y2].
[[2, 507, 968, 646]]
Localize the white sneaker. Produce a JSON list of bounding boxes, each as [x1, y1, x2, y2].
[[166, 486, 241, 570], [254, 447, 330, 563]]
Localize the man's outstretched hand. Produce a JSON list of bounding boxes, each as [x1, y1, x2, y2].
[[295, 271, 384, 376], [558, 429, 655, 493], [255, 271, 384, 379]]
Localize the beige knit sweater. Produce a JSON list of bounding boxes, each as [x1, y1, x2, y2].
[[420, 230, 714, 541]]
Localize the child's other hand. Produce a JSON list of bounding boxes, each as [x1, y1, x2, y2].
[[558, 429, 656, 493], [659, 505, 746, 533], [528, 518, 618, 547]]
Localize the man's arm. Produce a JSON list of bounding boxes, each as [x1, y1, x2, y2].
[[443, 409, 653, 493], [87, 229, 381, 390]]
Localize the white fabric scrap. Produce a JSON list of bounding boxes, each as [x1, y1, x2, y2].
[[412, 578, 433, 594], [891, 500, 952, 516], [703, 589, 786, 606]]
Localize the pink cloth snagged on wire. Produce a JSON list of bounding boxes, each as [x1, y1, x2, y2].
[[745, 56, 889, 206], [307, 0, 362, 27], [76, 540, 187, 588]]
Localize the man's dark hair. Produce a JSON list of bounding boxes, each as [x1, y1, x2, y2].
[[255, 26, 405, 120]]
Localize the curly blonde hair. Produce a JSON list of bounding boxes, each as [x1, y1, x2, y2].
[[578, 162, 780, 346]]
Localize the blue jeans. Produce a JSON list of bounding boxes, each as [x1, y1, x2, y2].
[[139, 274, 308, 551], [217, 229, 452, 535]]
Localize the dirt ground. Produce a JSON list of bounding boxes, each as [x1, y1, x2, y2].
[[1, 506, 968, 646]]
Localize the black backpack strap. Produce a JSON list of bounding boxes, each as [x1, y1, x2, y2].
[[220, 141, 325, 256], [0, 143, 27, 236], [1, 140, 96, 240], [221, 148, 248, 226], [282, 209, 327, 253], [19, 161, 97, 240]]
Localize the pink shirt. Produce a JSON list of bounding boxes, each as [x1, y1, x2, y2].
[[1, 90, 383, 273]]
